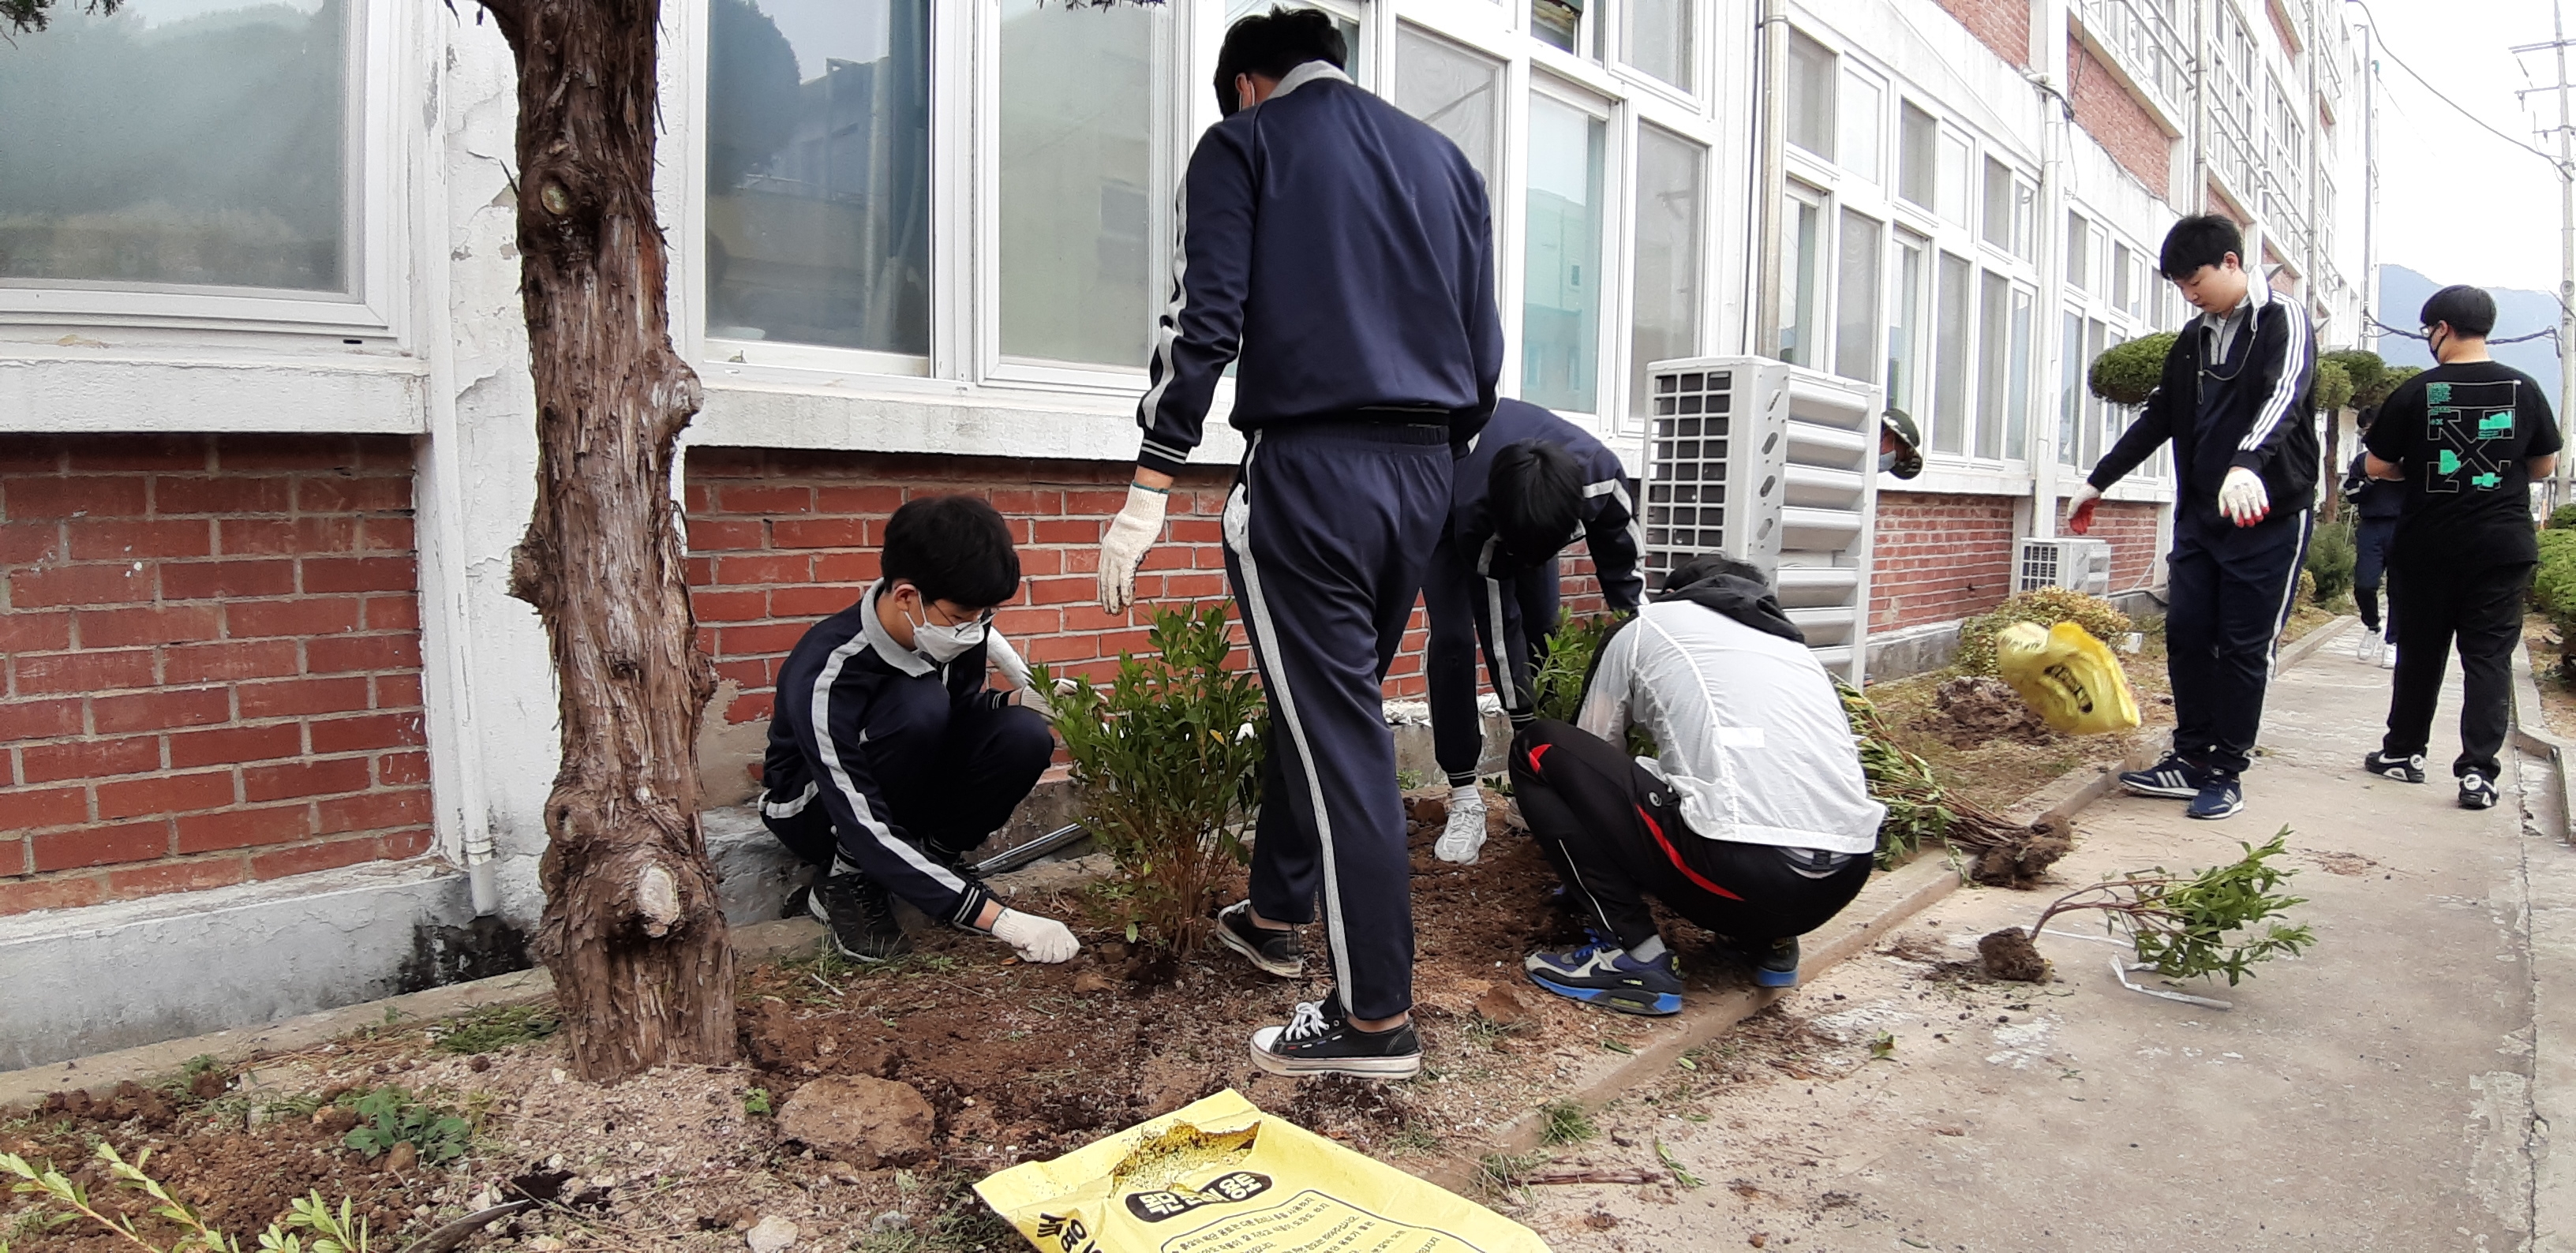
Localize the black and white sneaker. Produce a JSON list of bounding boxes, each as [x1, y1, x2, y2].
[[1248, 997, 1422, 1079], [1214, 900, 1303, 978], [2119, 754, 2208, 799], [2459, 772, 2501, 810], [811, 863, 909, 962], [2363, 750, 2426, 784]]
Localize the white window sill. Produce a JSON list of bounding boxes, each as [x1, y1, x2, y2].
[[692, 372, 1249, 466], [0, 345, 428, 435]]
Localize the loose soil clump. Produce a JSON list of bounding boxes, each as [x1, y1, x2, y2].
[[1977, 928, 2050, 982], [1914, 676, 2059, 748]]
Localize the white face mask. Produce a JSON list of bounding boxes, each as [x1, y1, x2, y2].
[[900, 593, 987, 663]]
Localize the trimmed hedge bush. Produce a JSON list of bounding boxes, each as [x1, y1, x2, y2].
[[2320, 349, 2387, 406], [2537, 529, 2576, 675], [2311, 358, 2353, 413], [1956, 587, 2134, 678], [2088, 332, 2178, 406], [2357, 365, 2421, 410], [2549, 503, 2576, 530]]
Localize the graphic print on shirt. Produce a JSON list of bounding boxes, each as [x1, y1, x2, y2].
[[2422, 379, 2520, 495]]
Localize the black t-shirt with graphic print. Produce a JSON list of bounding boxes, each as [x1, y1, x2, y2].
[[2364, 360, 2562, 569]]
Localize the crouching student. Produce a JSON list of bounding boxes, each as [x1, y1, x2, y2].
[[760, 496, 1080, 966], [1509, 555, 1884, 1013]]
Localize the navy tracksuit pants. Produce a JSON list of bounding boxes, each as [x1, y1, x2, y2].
[[764, 694, 1054, 872], [1421, 539, 1560, 787], [2165, 508, 2313, 776], [1226, 422, 1451, 1023], [2354, 515, 2397, 639]]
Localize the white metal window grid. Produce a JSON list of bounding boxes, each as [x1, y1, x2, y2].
[[1520, 0, 1704, 104], [0, 0, 408, 341], [665, 0, 1732, 448], [2057, 205, 2163, 479]]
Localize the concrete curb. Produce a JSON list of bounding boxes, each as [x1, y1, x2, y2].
[[2278, 613, 2357, 671], [2513, 638, 2574, 843]]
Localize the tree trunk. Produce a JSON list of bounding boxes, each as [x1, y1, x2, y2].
[[484, 0, 736, 1081]]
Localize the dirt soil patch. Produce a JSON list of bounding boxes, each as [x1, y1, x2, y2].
[[1864, 620, 2170, 816]]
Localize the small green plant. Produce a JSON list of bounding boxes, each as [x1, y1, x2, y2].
[[1953, 587, 2132, 679], [1530, 614, 1622, 724], [1043, 605, 1267, 954], [1395, 768, 1426, 791], [3, 1144, 369, 1253], [339, 1088, 470, 1166], [431, 1004, 560, 1054], [1538, 1101, 1596, 1146], [743, 1088, 773, 1116], [2305, 518, 2356, 604], [2022, 829, 2315, 986], [1472, 1150, 1548, 1199], [2087, 331, 2177, 406], [1653, 1139, 1704, 1190], [1869, 1031, 1897, 1060]]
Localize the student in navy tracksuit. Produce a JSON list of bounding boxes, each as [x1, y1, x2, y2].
[[2342, 420, 2403, 663], [2066, 215, 2318, 821], [762, 496, 1080, 967], [1090, 9, 1502, 1079], [1421, 398, 1645, 865]]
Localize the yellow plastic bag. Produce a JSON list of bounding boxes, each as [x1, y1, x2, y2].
[[974, 1089, 1550, 1253], [1994, 620, 2141, 736]]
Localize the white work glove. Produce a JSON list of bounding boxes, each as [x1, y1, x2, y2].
[[2064, 483, 2102, 535], [1432, 785, 1488, 864], [1097, 484, 1169, 615], [2218, 466, 2271, 526], [983, 632, 1061, 720], [987, 907, 1080, 963]]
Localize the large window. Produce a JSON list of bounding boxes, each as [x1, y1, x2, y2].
[[1395, 25, 1503, 184], [1834, 209, 1881, 384], [1776, 187, 1825, 369], [1524, 91, 1606, 413], [1785, 31, 1837, 159], [706, 0, 929, 355], [1622, 0, 1691, 92], [1933, 252, 1971, 454], [998, 0, 1159, 369], [1840, 71, 1881, 184], [0, 0, 353, 296], [1937, 131, 1971, 227], [1629, 125, 1703, 419], [1975, 271, 2009, 459], [1896, 103, 1937, 209], [1888, 232, 1926, 418]]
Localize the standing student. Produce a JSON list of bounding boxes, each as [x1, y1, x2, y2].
[[2342, 413, 2402, 666], [2359, 285, 2560, 809], [1421, 398, 1645, 864], [1090, 9, 1502, 1079], [2066, 214, 2318, 821]]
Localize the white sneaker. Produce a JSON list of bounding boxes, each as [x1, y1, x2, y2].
[[1432, 784, 1488, 864], [2354, 632, 2379, 664], [2379, 643, 2396, 670]]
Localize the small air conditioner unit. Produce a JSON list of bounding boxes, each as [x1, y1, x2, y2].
[[2017, 537, 2112, 596]]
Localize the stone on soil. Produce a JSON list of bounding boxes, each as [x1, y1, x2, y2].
[[743, 1216, 797, 1253], [1474, 983, 1530, 1025], [775, 1075, 935, 1169]]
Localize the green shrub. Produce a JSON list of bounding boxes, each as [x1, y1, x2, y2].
[[2537, 530, 2576, 676], [1043, 605, 1267, 953], [2320, 349, 2387, 405], [2311, 358, 2353, 413], [1532, 615, 1621, 724], [2305, 519, 2356, 604], [2087, 332, 2178, 406], [2357, 365, 2421, 410], [2549, 504, 2576, 530], [1954, 588, 2133, 678]]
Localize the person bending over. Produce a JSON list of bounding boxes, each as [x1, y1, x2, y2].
[[1509, 555, 1885, 1013]]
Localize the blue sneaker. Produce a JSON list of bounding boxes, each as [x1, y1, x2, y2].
[[2120, 754, 2208, 799], [1524, 938, 1684, 1015], [2185, 774, 2244, 821]]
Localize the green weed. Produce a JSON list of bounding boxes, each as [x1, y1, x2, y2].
[[1539, 1102, 1596, 1146], [339, 1088, 471, 1166], [432, 1004, 560, 1054]]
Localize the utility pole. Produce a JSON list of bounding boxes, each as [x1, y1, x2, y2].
[[2513, 2, 2576, 508], [2361, 23, 2377, 356]]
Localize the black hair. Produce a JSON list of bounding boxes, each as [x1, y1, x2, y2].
[[2421, 284, 2498, 338], [2157, 214, 2243, 280], [1488, 439, 1585, 567], [1212, 6, 1346, 116], [1661, 552, 1768, 594], [880, 496, 1020, 609]]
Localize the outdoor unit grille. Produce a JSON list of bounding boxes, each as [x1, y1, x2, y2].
[[2016, 537, 2113, 596], [1641, 357, 1880, 683]]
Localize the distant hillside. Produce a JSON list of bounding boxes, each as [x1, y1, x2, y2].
[[2376, 264, 2562, 396]]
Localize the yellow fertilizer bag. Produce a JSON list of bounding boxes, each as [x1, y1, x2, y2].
[[974, 1089, 1549, 1253], [1994, 620, 2140, 737]]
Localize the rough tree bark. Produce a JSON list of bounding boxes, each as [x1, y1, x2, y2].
[[477, 0, 736, 1080]]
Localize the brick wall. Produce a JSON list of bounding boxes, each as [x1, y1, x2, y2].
[[1938, 0, 2029, 67], [1869, 492, 2019, 632], [2069, 36, 2172, 194], [1, 436, 429, 916], [2090, 500, 2164, 592]]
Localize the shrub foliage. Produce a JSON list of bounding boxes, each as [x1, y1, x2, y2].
[[1955, 588, 2132, 678], [2087, 332, 2177, 406], [2305, 518, 2355, 604]]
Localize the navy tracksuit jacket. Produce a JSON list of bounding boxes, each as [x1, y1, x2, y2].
[[758, 581, 1054, 927], [1425, 398, 1646, 787], [1136, 61, 1503, 1021], [2089, 281, 2319, 776]]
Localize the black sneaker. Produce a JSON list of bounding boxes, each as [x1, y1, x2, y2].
[[811, 865, 908, 962], [2363, 750, 2426, 784], [1719, 934, 1802, 988], [1214, 900, 1302, 978], [2459, 772, 2500, 810], [1248, 997, 1422, 1079], [2119, 754, 2208, 799]]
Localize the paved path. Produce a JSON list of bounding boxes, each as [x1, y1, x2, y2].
[[1521, 625, 2565, 1251]]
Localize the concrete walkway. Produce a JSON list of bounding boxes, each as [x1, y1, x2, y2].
[[1522, 625, 2570, 1251]]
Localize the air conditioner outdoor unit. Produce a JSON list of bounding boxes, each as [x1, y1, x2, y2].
[[1638, 356, 1881, 683], [2016, 537, 2112, 596]]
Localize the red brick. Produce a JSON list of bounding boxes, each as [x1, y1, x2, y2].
[[362, 595, 420, 631], [771, 518, 868, 549], [309, 713, 425, 753], [152, 475, 291, 515], [0, 611, 72, 653], [91, 687, 232, 734], [358, 517, 415, 552], [318, 788, 430, 832], [711, 659, 769, 689], [229, 596, 360, 637], [717, 623, 809, 656], [0, 521, 62, 563], [66, 518, 212, 560], [811, 485, 903, 514], [306, 634, 421, 674], [301, 556, 415, 593], [377, 751, 429, 785], [236, 677, 372, 718], [164, 639, 302, 683], [12, 649, 154, 694], [4, 475, 150, 519], [1033, 519, 1101, 545], [715, 553, 812, 585], [1, 786, 88, 828], [691, 589, 768, 623], [159, 559, 296, 600], [74, 604, 221, 648], [686, 519, 767, 552], [717, 484, 814, 514], [218, 516, 355, 556], [176, 805, 312, 853], [373, 673, 423, 709], [0, 443, 64, 474], [242, 757, 373, 802], [1065, 490, 1127, 516], [0, 698, 83, 741], [380, 827, 432, 858], [67, 439, 210, 473], [771, 585, 862, 617], [249, 836, 390, 881], [1018, 548, 1063, 576], [95, 771, 238, 821], [724, 692, 774, 724], [106, 856, 249, 898], [32, 821, 170, 870], [10, 563, 154, 608], [1025, 634, 1096, 663], [0, 874, 104, 915], [20, 737, 158, 784], [685, 556, 713, 585], [295, 474, 412, 514], [169, 723, 304, 769], [212, 436, 359, 473]]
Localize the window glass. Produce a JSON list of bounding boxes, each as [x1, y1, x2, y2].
[[2058, 310, 2084, 467], [2008, 286, 2033, 461], [1776, 191, 1823, 368], [1933, 252, 1971, 454], [2081, 318, 2110, 465], [1628, 125, 1702, 420], [706, 0, 929, 353], [1524, 93, 1605, 412], [1937, 133, 1971, 227], [0, 0, 350, 294], [1981, 159, 2013, 251], [1976, 270, 2009, 459], [998, 0, 1155, 367], [2065, 212, 2088, 290], [1533, 0, 1579, 54], [1395, 25, 1503, 185], [1889, 233, 1926, 417], [1622, 0, 1690, 91], [1840, 72, 1880, 182], [1834, 210, 1880, 383], [1896, 103, 1937, 208], [2112, 241, 2134, 316], [2011, 176, 2035, 262], [1785, 31, 1836, 159]]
